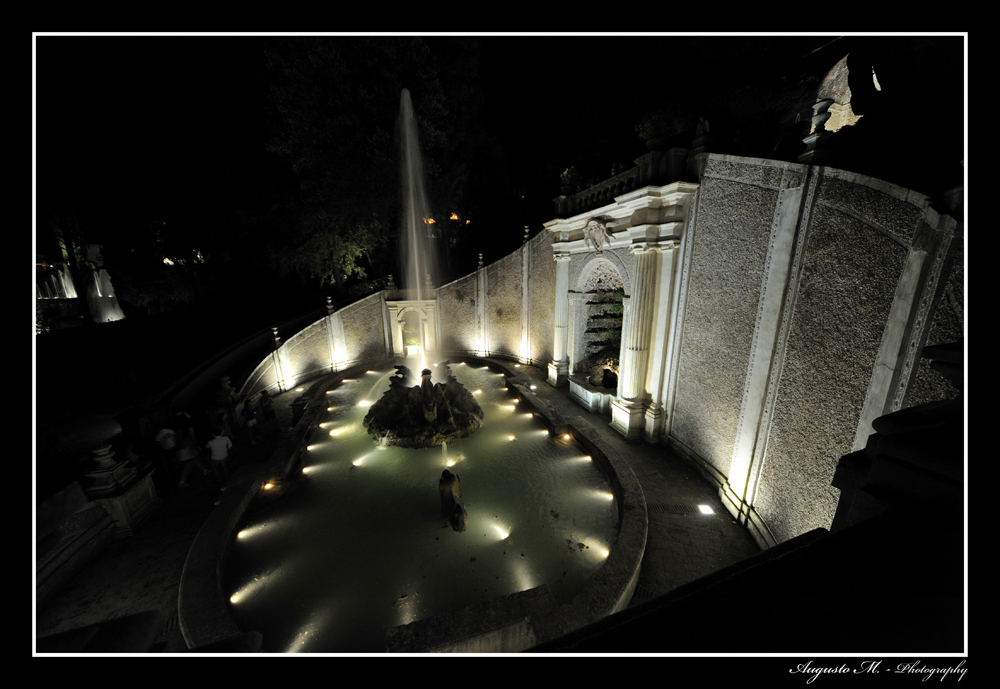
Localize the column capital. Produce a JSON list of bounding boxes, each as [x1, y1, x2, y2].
[[553, 251, 572, 262], [630, 239, 679, 255]]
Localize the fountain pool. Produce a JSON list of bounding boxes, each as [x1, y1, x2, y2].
[[224, 361, 619, 653]]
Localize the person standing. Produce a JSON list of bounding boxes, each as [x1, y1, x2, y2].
[[205, 427, 233, 489]]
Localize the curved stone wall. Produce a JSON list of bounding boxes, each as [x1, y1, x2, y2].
[[229, 153, 961, 554]]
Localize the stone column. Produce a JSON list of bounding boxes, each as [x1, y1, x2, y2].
[[642, 242, 680, 442], [611, 244, 659, 438], [547, 252, 572, 387]]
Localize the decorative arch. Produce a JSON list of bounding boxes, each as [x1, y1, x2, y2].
[[574, 252, 630, 297], [386, 299, 438, 357]]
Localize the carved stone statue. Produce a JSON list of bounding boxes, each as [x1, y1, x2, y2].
[[583, 218, 615, 254]]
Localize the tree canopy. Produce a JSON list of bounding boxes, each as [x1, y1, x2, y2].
[[262, 37, 485, 291]]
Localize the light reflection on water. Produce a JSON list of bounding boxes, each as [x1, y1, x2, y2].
[[225, 363, 617, 653]]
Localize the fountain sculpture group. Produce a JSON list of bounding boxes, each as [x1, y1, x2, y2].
[[361, 362, 484, 449]]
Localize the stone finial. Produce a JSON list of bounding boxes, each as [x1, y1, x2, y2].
[[272, 327, 281, 347], [326, 295, 334, 315], [524, 226, 530, 243], [387, 274, 396, 289], [478, 253, 484, 268]]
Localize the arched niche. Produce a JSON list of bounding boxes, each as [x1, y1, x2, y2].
[[387, 299, 438, 358], [569, 256, 628, 381]]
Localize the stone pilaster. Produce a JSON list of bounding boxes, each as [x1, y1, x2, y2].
[[611, 244, 660, 438], [548, 252, 572, 387]]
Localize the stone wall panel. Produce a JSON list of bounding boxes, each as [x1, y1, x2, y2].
[[754, 202, 907, 542], [670, 175, 776, 477], [438, 273, 479, 354], [529, 231, 556, 366], [340, 294, 386, 364], [487, 251, 523, 358]]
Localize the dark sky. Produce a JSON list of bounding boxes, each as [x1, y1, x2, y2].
[[34, 34, 966, 266]]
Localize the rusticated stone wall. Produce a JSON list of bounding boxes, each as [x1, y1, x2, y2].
[[528, 231, 556, 366], [437, 272, 479, 354], [340, 293, 387, 363], [668, 154, 959, 547], [487, 250, 523, 359], [281, 317, 332, 388], [753, 193, 910, 543], [671, 161, 779, 479]]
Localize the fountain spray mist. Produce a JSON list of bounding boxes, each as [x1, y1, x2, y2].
[[398, 88, 440, 302]]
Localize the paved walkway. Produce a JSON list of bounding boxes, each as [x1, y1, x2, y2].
[[35, 360, 760, 654]]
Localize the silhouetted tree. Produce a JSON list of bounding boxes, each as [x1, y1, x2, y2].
[[262, 36, 484, 291]]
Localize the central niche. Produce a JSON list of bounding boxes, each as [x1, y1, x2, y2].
[[584, 290, 623, 388], [576, 259, 626, 390]]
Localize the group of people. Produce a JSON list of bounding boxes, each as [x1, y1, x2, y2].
[[153, 389, 278, 491]]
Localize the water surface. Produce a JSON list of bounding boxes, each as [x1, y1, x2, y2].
[[225, 363, 617, 652]]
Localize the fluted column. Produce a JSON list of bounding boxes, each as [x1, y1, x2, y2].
[[547, 251, 572, 387], [611, 244, 660, 438]]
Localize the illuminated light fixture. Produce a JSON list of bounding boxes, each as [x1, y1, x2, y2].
[[423, 217, 436, 224], [326, 391, 335, 395], [330, 429, 340, 436], [698, 505, 715, 515], [366, 370, 374, 374], [474, 390, 482, 394], [450, 212, 459, 220], [540, 430, 549, 435], [319, 422, 330, 428], [327, 407, 335, 412], [585, 456, 592, 461], [525, 413, 533, 418], [263, 482, 275, 490], [530, 385, 537, 390], [492, 523, 510, 540], [465, 220, 470, 225], [598, 491, 614, 501], [163, 257, 175, 265], [505, 405, 516, 411], [306, 445, 315, 451], [302, 466, 315, 474], [352, 458, 362, 466], [563, 434, 571, 440], [508, 435, 516, 441], [357, 400, 371, 407], [514, 364, 520, 368], [296, 387, 304, 392]]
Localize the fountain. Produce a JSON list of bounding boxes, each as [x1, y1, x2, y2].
[[213, 91, 624, 652], [398, 87, 439, 303], [362, 362, 484, 448], [224, 362, 618, 652]]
